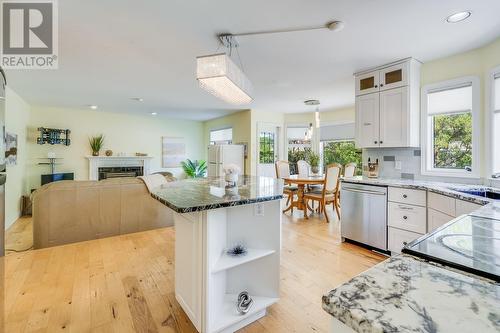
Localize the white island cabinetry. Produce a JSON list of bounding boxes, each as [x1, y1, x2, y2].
[[152, 176, 283, 333]]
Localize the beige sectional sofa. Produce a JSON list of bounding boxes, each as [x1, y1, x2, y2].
[[32, 177, 173, 249]]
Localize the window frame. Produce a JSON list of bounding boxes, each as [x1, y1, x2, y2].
[[209, 127, 233, 145], [420, 76, 480, 178], [488, 66, 500, 177]]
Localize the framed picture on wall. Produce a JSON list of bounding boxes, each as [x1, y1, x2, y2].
[[162, 137, 186, 167], [5, 132, 18, 165]]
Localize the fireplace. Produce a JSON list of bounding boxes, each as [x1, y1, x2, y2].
[[86, 156, 153, 181], [98, 166, 143, 180]]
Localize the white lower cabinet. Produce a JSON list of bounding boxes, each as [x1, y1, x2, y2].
[[456, 200, 482, 216], [388, 202, 426, 234], [385, 186, 485, 254], [427, 208, 455, 232], [388, 227, 423, 254]]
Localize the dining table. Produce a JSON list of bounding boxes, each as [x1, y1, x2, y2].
[[282, 174, 325, 218]]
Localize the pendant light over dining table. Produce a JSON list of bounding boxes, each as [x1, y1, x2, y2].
[[196, 35, 253, 105], [196, 20, 345, 105]]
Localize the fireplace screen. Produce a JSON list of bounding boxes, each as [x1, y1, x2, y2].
[[98, 166, 143, 180]]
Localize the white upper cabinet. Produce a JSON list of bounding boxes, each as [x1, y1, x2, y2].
[[356, 92, 380, 148], [355, 58, 421, 148], [355, 70, 380, 96], [379, 62, 408, 91], [379, 87, 408, 147]]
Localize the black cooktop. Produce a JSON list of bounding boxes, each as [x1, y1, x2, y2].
[[402, 215, 500, 282]]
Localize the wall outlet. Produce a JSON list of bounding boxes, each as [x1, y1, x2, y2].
[[395, 161, 402, 170], [254, 203, 264, 216]]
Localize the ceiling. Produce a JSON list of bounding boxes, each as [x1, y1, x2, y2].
[[5, 0, 500, 121]]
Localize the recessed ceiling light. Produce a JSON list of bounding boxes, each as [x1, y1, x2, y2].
[[150, 112, 158, 116], [88, 105, 98, 110], [131, 97, 144, 102], [446, 11, 471, 23]]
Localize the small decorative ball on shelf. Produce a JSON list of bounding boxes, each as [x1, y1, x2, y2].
[[226, 243, 247, 257], [105, 150, 113, 156]]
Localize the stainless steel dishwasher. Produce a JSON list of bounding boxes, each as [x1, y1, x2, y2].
[[341, 183, 388, 251]]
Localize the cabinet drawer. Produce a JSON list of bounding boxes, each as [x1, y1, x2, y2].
[[428, 192, 456, 217], [388, 227, 422, 254], [428, 208, 455, 232], [455, 199, 482, 216], [388, 202, 426, 234], [388, 187, 426, 206]]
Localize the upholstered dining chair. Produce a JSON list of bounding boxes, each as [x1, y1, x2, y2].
[[297, 160, 309, 178], [344, 162, 357, 178], [275, 160, 298, 212], [303, 163, 342, 222]]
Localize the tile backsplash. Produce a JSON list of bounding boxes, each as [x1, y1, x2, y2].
[[362, 148, 482, 185]]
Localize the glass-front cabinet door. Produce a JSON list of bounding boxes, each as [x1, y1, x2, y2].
[[355, 70, 380, 96], [379, 62, 408, 91]]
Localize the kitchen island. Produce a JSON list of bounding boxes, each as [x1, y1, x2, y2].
[[151, 176, 283, 333], [322, 254, 499, 333], [323, 176, 500, 332]]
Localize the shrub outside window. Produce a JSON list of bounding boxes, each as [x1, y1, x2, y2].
[[421, 77, 480, 177]]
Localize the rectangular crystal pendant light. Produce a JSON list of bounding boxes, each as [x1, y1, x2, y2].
[[196, 53, 253, 105]]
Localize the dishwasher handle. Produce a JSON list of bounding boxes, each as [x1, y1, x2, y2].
[[342, 187, 387, 196]]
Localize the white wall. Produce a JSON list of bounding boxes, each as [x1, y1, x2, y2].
[[5, 87, 30, 229], [27, 107, 205, 189]]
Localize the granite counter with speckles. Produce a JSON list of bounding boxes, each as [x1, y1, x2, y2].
[[322, 255, 500, 333], [341, 176, 496, 206], [151, 176, 283, 213]]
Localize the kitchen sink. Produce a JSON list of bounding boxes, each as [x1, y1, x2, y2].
[[449, 187, 500, 200]]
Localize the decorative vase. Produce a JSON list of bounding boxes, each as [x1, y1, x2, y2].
[[225, 173, 238, 183], [92, 151, 99, 156], [311, 166, 319, 174]]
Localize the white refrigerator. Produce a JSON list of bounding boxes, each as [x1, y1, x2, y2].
[[207, 144, 245, 177]]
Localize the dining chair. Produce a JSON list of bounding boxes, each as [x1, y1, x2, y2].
[[275, 161, 298, 212], [303, 163, 341, 222], [297, 160, 309, 178], [344, 162, 357, 178]]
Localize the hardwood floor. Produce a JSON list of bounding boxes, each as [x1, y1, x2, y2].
[[2, 209, 385, 333]]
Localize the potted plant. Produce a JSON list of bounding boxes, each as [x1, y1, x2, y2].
[[181, 159, 207, 178], [89, 134, 104, 156], [308, 152, 320, 174]]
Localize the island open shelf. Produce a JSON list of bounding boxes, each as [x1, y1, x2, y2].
[[151, 176, 283, 333]]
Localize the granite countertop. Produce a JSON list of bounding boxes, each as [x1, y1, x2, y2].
[[322, 255, 500, 333], [151, 176, 283, 213], [341, 176, 494, 206]]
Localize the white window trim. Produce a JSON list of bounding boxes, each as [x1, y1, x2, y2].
[[420, 76, 480, 178], [487, 65, 500, 178], [209, 126, 233, 145]]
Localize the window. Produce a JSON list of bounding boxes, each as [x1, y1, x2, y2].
[[286, 126, 311, 174], [259, 132, 275, 164], [209, 128, 232, 145], [321, 141, 362, 175], [319, 122, 361, 174], [492, 69, 500, 176], [421, 77, 480, 177]]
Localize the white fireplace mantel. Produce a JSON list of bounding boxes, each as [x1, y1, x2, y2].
[[86, 156, 153, 181]]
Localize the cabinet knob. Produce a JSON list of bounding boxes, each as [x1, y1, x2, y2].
[[403, 216, 408, 220], [379, 140, 383, 144], [374, 85, 378, 88], [403, 194, 408, 198], [374, 141, 378, 144], [403, 241, 408, 246], [380, 83, 384, 87]]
